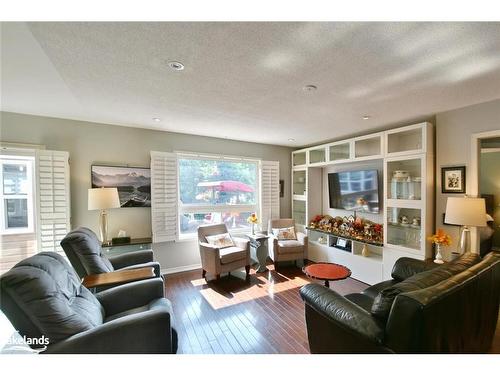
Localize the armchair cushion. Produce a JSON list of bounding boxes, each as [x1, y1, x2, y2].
[[0, 252, 104, 343], [205, 233, 235, 248], [219, 246, 247, 264], [105, 298, 173, 323], [272, 226, 297, 240]]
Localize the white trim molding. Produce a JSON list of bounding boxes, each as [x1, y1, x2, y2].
[[161, 263, 202, 276]]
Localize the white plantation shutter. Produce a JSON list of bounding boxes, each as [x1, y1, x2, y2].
[[260, 160, 280, 232], [150, 151, 178, 243], [35, 150, 70, 253]]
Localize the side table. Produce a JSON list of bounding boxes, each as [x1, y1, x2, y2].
[[246, 234, 269, 273]]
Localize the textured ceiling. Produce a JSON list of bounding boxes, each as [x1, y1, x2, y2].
[[1, 22, 500, 146]]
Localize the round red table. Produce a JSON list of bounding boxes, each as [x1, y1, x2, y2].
[[303, 262, 351, 288]]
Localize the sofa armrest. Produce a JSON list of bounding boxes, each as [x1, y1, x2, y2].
[[391, 257, 439, 281], [95, 278, 165, 316], [43, 306, 173, 354], [108, 249, 154, 269], [300, 284, 388, 353]]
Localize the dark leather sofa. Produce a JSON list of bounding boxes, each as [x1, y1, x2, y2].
[[0, 252, 177, 353], [61, 227, 162, 284], [300, 252, 500, 353]]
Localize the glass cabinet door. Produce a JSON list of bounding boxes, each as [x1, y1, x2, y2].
[[387, 127, 423, 154], [354, 136, 381, 158], [292, 170, 307, 196], [293, 200, 306, 226], [387, 158, 422, 200], [292, 152, 306, 167], [309, 148, 326, 164], [329, 142, 351, 162], [386, 207, 422, 250]]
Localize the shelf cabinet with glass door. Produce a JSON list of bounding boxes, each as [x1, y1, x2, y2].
[[292, 169, 307, 197], [328, 141, 351, 163], [308, 147, 326, 165], [292, 151, 307, 167], [386, 157, 423, 204], [386, 207, 423, 251], [292, 199, 307, 227]]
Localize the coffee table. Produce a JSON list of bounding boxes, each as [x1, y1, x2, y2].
[[303, 262, 351, 287]]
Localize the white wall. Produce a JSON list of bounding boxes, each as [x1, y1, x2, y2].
[[435, 99, 500, 259], [0, 111, 293, 272]]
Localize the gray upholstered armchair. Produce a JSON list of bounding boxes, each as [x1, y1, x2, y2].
[[0, 252, 177, 354], [197, 224, 251, 280], [268, 218, 308, 270], [61, 227, 162, 287]]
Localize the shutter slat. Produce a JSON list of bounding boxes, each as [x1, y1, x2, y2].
[[260, 161, 280, 232], [150, 151, 177, 243], [36, 150, 71, 252]]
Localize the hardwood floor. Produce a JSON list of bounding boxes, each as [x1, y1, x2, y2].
[[165, 263, 500, 354], [166, 263, 365, 354]]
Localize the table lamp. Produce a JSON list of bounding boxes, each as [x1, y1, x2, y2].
[[88, 187, 121, 245], [444, 196, 487, 254]]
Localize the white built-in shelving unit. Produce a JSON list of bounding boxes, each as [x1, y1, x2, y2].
[[291, 122, 434, 284]]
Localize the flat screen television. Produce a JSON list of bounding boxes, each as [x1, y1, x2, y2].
[[328, 169, 380, 213]]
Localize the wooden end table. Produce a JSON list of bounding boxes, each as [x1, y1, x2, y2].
[[246, 234, 270, 273], [303, 262, 351, 288], [82, 267, 156, 289]]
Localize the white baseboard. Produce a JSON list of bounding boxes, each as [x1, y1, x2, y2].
[[161, 263, 202, 275]]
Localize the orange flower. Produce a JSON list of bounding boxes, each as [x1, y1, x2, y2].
[[428, 229, 452, 246]]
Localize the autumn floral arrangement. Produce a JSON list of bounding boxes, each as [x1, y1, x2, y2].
[[309, 214, 383, 244], [428, 229, 451, 264]]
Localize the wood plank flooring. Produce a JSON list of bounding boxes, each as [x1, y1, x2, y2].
[[165, 263, 366, 354], [165, 263, 500, 354]]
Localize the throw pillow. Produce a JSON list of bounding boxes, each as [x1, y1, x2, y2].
[[272, 226, 297, 240], [205, 233, 235, 248]]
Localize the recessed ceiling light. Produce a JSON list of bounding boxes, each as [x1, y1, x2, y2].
[[362, 115, 371, 120], [152, 117, 161, 122], [167, 61, 185, 71], [288, 138, 296, 142], [303, 85, 317, 92]]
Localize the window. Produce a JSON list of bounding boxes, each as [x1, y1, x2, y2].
[[178, 155, 259, 237], [0, 156, 35, 234]]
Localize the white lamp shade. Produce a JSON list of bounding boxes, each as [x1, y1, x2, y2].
[[444, 197, 487, 227], [88, 188, 121, 210]]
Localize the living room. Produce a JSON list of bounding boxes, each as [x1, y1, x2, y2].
[[1, 1, 500, 373]]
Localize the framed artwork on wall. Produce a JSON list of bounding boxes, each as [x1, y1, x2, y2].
[[279, 179, 284, 198], [441, 166, 466, 194], [91, 165, 151, 207]]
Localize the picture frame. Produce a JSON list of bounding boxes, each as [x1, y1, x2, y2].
[[279, 179, 284, 198], [441, 166, 466, 194], [91, 164, 151, 207]]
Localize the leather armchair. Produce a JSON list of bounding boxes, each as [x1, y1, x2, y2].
[[0, 252, 177, 354], [300, 252, 500, 353], [61, 227, 162, 288], [198, 224, 251, 280], [268, 218, 308, 270]]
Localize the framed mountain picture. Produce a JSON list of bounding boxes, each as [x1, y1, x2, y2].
[[91, 165, 151, 207]]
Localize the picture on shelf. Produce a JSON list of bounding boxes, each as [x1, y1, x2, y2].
[[91, 165, 151, 207], [441, 166, 466, 194]]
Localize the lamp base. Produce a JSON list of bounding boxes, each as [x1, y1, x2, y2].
[[458, 226, 471, 254], [99, 209, 110, 245]]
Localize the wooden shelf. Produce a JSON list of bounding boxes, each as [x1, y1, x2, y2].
[[307, 227, 383, 247]]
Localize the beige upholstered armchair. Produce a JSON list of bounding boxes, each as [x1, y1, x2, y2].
[[268, 218, 308, 270], [197, 224, 251, 280]]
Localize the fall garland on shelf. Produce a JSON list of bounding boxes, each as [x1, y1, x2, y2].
[[308, 214, 383, 245]]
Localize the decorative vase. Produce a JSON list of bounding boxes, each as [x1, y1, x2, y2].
[[251, 224, 255, 235], [434, 243, 444, 264], [361, 243, 370, 257]]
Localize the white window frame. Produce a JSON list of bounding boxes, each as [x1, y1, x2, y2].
[[0, 156, 36, 235], [176, 152, 261, 240]]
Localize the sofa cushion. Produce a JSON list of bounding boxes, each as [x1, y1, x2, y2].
[[277, 240, 304, 254], [219, 246, 247, 264], [362, 279, 398, 299], [345, 293, 374, 313], [371, 253, 481, 321], [0, 252, 104, 343]]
